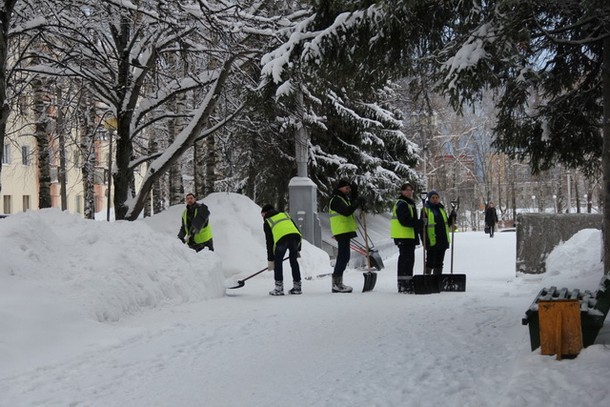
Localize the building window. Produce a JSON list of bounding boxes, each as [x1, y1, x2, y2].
[[2, 144, 10, 164], [3, 195, 11, 214], [23, 195, 30, 211], [21, 146, 31, 166]]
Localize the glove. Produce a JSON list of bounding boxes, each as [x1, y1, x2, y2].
[[267, 261, 275, 271]]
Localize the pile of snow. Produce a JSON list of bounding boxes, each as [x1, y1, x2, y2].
[[0, 193, 330, 327], [544, 229, 603, 288], [1, 209, 225, 324]]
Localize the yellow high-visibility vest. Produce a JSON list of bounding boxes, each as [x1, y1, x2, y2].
[[329, 196, 357, 236], [390, 199, 415, 239]]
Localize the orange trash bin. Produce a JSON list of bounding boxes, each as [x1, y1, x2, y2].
[[538, 299, 583, 359]]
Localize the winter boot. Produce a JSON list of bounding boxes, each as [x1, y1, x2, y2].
[[289, 281, 302, 295], [269, 281, 284, 296], [332, 276, 353, 293]]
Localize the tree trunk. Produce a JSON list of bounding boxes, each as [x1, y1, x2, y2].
[[79, 90, 96, 219], [56, 86, 67, 210], [168, 86, 185, 206], [194, 139, 204, 197], [32, 76, 52, 209], [602, 37, 610, 275], [205, 135, 216, 196]]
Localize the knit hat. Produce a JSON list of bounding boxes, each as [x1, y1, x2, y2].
[[337, 179, 351, 189], [261, 204, 274, 213], [427, 190, 439, 199]]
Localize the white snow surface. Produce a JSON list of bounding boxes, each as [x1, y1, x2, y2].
[[1, 192, 609, 406]]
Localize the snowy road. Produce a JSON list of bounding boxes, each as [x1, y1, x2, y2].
[[2, 229, 609, 406]]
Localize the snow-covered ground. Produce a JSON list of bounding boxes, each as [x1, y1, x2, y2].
[[1, 192, 608, 406]]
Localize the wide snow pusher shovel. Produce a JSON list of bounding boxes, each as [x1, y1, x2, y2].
[[412, 191, 441, 294], [359, 211, 377, 292], [227, 257, 288, 289], [440, 199, 466, 292]]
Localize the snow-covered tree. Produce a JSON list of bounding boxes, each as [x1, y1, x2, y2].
[[433, 0, 610, 272], [27, 0, 304, 220], [259, 2, 421, 212]]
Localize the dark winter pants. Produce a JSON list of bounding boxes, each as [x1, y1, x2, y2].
[[397, 241, 416, 280], [274, 236, 301, 282], [425, 245, 447, 274], [333, 237, 351, 277], [190, 238, 214, 252], [488, 224, 495, 237]]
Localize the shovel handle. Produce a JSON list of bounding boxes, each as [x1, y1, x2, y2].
[[234, 256, 290, 285]]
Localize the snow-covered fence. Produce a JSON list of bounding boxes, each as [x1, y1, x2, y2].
[[516, 213, 602, 274]]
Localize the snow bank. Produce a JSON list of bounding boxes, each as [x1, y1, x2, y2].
[[0, 208, 225, 325], [544, 229, 603, 289]]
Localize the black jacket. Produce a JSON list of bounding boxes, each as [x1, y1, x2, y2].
[[329, 188, 359, 239], [485, 206, 498, 226], [421, 202, 455, 250], [394, 195, 420, 246], [178, 202, 210, 243]]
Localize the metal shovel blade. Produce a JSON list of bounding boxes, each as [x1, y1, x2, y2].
[[362, 271, 377, 292], [369, 249, 384, 270], [227, 280, 246, 289], [440, 274, 466, 292]]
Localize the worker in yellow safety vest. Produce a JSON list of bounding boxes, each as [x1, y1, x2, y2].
[[390, 182, 421, 293], [328, 179, 364, 293], [178, 193, 213, 252], [261, 204, 303, 296], [420, 190, 456, 275]]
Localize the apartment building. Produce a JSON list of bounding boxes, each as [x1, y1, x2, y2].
[[1, 129, 112, 217]]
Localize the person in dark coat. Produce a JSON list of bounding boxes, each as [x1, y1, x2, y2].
[[261, 204, 303, 296], [328, 179, 363, 293], [485, 201, 499, 238], [391, 182, 421, 293], [420, 190, 455, 275], [177, 193, 214, 252]]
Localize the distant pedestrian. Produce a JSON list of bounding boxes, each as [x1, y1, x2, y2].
[[178, 193, 214, 252], [261, 204, 303, 296], [485, 201, 499, 238], [328, 179, 363, 293], [390, 182, 420, 293], [420, 190, 455, 275]]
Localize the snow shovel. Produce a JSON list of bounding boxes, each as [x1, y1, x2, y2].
[[353, 217, 385, 271], [412, 191, 441, 294], [441, 198, 466, 292], [227, 256, 289, 289], [360, 211, 377, 292]]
